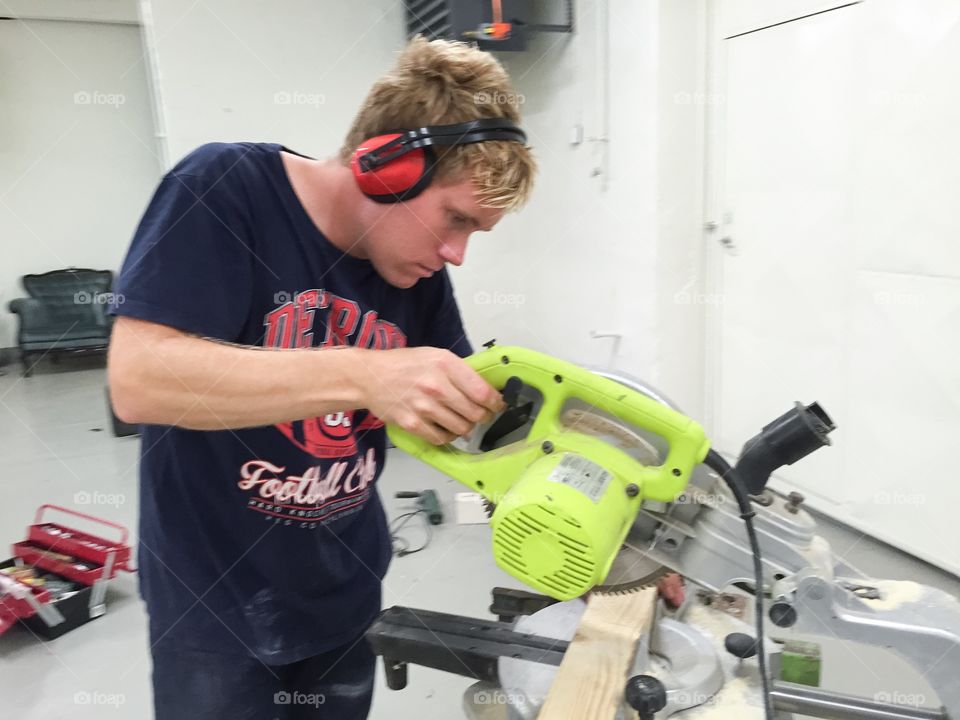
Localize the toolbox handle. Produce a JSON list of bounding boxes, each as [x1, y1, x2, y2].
[[33, 504, 130, 547]]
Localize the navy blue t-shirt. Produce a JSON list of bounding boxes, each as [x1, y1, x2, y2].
[[112, 142, 472, 664]]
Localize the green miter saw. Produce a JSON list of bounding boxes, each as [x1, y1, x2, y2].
[[387, 345, 711, 601], [380, 348, 960, 719]]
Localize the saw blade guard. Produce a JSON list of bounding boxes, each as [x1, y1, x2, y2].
[[387, 346, 711, 599]]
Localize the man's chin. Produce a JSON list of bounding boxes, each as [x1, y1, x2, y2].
[[379, 267, 420, 289]]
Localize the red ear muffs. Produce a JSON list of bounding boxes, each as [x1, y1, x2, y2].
[[350, 119, 527, 204], [350, 133, 435, 204]]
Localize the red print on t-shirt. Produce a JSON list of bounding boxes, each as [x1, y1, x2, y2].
[[263, 289, 404, 459]]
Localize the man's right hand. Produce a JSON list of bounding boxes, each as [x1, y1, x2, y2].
[[359, 347, 505, 445]]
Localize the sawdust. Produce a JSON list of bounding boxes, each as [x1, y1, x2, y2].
[[860, 580, 924, 610], [675, 603, 764, 719], [676, 675, 761, 719], [681, 602, 744, 641]]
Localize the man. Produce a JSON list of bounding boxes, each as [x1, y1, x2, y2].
[[108, 37, 535, 719]]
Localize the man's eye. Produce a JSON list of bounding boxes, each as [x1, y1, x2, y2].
[[451, 214, 469, 226]]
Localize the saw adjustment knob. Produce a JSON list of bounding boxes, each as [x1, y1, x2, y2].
[[724, 632, 759, 659], [769, 600, 798, 628], [624, 674, 667, 719]]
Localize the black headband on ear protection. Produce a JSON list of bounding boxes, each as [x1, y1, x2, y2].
[[357, 118, 527, 172]]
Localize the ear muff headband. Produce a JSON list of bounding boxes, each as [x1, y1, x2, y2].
[[351, 118, 526, 203]]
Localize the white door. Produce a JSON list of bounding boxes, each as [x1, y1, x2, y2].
[[710, 0, 960, 574]]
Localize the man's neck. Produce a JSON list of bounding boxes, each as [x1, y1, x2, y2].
[[280, 153, 368, 258]]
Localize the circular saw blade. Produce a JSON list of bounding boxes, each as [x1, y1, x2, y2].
[[595, 541, 672, 593], [559, 407, 662, 465]]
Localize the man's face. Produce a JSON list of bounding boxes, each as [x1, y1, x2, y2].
[[359, 176, 505, 288]]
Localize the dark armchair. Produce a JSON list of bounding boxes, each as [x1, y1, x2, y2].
[[8, 268, 115, 376]]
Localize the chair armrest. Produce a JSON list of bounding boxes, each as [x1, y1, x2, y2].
[[9, 297, 28, 314], [8, 297, 50, 325]]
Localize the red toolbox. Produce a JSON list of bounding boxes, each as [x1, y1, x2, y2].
[[0, 504, 135, 639]]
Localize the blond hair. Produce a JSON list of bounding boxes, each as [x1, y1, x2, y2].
[[340, 37, 536, 210]]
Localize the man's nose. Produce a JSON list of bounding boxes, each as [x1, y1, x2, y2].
[[438, 234, 469, 266]]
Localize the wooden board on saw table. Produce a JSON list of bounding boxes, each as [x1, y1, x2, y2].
[[538, 587, 658, 720]]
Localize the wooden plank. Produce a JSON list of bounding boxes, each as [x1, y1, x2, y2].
[[539, 587, 659, 720]]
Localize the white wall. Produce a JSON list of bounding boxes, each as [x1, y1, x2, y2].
[[142, 0, 407, 165], [709, 0, 960, 574], [0, 0, 139, 24], [0, 12, 161, 349], [653, 0, 709, 416]]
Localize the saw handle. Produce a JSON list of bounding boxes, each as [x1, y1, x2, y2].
[[388, 346, 710, 502]]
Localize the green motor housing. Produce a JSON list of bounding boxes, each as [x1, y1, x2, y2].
[[491, 451, 639, 600]]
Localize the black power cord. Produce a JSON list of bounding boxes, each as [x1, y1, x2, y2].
[[391, 490, 443, 557], [389, 509, 433, 557], [703, 448, 775, 720]]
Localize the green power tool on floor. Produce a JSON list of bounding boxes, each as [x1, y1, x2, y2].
[[388, 345, 711, 601]]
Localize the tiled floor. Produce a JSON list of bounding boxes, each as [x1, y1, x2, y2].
[[1, 357, 957, 719]]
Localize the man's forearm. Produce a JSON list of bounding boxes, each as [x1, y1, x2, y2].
[[108, 318, 371, 430]]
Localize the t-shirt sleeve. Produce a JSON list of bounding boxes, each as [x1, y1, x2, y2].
[[419, 270, 473, 358], [111, 165, 255, 341]]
